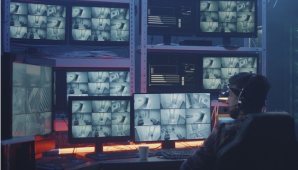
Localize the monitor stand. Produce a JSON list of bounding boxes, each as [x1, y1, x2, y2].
[[156, 36, 179, 46], [218, 37, 239, 49], [161, 141, 175, 149], [94, 142, 104, 153]]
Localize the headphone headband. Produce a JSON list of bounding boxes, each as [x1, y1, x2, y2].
[[237, 74, 257, 108]]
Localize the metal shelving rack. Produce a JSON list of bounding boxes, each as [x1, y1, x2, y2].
[[140, 0, 266, 93], [2, 0, 135, 95]]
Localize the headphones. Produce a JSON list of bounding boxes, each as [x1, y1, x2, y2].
[[237, 74, 257, 109]]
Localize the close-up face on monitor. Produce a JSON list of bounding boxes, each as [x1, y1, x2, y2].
[[71, 99, 131, 138], [134, 93, 211, 142], [199, 1, 256, 33], [203, 56, 257, 89]]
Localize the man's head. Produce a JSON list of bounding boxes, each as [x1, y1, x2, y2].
[[226, 73, 271, 119]]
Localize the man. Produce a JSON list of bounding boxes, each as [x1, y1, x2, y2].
[[180, 73, 271, 170]]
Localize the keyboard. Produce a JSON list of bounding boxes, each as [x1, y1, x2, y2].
[[36, 157, 87, 170], [161, 147, 198, 159], [85, 150, 160, 161], [86, 150, 140, 160]]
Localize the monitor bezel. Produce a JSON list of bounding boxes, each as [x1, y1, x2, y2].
[[67, 96, 134, 144], [67, 1, 130, 47], [197, 0, 258, 38], [10, 0, 69, 46], [199, 52, 260, 95], [133, 92, 212, 144]]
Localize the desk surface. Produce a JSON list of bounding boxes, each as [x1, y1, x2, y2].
[[71, 153, 185, 170]]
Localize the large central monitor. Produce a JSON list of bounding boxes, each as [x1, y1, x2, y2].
[[133, 93, 211, 148], [10, 1, 67, 45], [69, 1, 130, 46], [68, 96, 133, 152]]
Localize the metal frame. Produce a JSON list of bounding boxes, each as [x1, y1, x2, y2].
[[140, 0, 265, 93], [1, 0, 10, 54]]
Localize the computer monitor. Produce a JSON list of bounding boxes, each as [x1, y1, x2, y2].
[[133, 93, 211, 149], [202, 53, 259, 92], [147, 0, 197, 45], [69, 1, 130, 46], [68, 96, 133, 152], [66, 70, 130, 100], [10, 1, 68, 45], [198, 0, 258, 45], [147, 52, 200, 93], [12, 62, 53, 137]]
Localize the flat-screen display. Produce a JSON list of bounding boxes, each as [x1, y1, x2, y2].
[[134, 93, 211, 142], [10, 1, 67, 43], [70, 2, 129, 45], [68, 96, 133, 143], [147, 0, 196, 37], [198, 0, 257, 37], [66, 71, 130, 100], [202, 55, 258, 90], [12, 62, 52, 137]]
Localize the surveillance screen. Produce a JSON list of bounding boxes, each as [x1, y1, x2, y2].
[[71, 99, 131, 138], [71, 5, 129, 41], [134, 93, 211, 142], [199, 1, 256, 33], [66, 71, 130, 101], [203, 57, 257, 89], [10, 2, 66, 40], [12, 63, 52, 137]]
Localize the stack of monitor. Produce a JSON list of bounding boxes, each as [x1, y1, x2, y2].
[[147, 0, 258, 45], [10, 0, 130, 46], [68, 92, 211, 150], [12, 62, 53, 137]]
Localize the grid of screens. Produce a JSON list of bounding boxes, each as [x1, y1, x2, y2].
[[202, 57, 257, 89], [66, 71, 130, 100], [199, 1, 256, 34], [134, 93, 211, 142], [10, 2, 66, 40], [71, 6, 129, 41], [69, 98, 131, 138], [12, 63, 52, 137]]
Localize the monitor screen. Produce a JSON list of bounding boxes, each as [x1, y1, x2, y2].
[[202, 55, 258, 90], [198, 0, 257, 37], [147, 0, 196, 44], [12, 62, 52, 137], [66, 71, 130, 100], [70, 2, 129, 46], [133, 93, 211, 142], [10, 1, 67, 44], [68, 96, 133, 144]]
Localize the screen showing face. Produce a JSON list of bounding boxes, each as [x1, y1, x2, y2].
[[199, 1, 256, 33], [202, 57, 257, 89], [134, 93, 211, 142], [71, 6, 129, 41], [70, 99, 131, 138], [12, 63, 52, 137], [66, 71, 130, 100], [10, 2, 66, 40]]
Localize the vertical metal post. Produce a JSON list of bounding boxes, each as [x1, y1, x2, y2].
[[262, 0, 266, 76], [140, 0, 148, 93], [129, 0, 135, 95], [1, 0, 10, 54]]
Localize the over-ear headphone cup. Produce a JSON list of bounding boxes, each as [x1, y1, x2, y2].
[[237, 103, 242, 109]]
